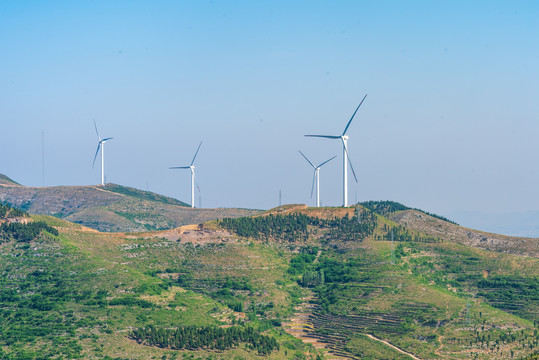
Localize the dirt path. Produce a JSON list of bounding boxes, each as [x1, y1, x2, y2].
[[89, 186, 126, 197], [363, 334, 421, 360], [434, 300, 451, 357], [314, 250, 322, 263]]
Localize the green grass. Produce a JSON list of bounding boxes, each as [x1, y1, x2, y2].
[[345, 334, 411, 359], [0, 208, 537, 359], [104, 183, 189, 207]]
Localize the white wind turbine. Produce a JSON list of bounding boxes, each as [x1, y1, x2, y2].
[[92, 121, 113, 186], [305, 94, 367, 207], [299, 151, 336, 208], [169, 141, 202, 208]]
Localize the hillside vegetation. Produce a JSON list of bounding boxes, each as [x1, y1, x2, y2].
[[0, 174, 260, 232], [0, 201, 537, 360]]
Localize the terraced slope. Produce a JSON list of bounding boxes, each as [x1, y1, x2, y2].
[[0, 213, 314, 359], [214, 206, 538, 359], [0, 203, 537, 359]]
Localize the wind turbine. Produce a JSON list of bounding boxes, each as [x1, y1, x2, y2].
[[169, 141, 202, 208], [305, 94, 367, 207], [299, 151, 336, 208], [92, 121, 113, 186]]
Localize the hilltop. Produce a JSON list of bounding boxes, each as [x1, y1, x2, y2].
[[0, 174, 21, 186], [0, 201, 537, 359], [0, 174, 260, 232], [262, 202, 538, 258]]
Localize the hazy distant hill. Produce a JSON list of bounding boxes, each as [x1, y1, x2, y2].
[[449, 210, 539, 238], [0, 174, 260, 232]]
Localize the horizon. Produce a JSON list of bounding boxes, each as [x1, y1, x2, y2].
[[2, 172, 538, 238]]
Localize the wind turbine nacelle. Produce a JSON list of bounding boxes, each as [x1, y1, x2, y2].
[[342, 135, 349, 141]]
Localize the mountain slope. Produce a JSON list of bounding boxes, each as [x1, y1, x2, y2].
[[0, 175, 260, 232], [0, 174, 21, 186], [358, 201, 538, 258], [388, 209, 538, 258], [0, 210, 308, 359], [0, 202, 537, 359]]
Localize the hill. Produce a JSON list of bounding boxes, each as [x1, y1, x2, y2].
[[0, 174, 260, 232], [358, 201, 538, 258], [0, 174, 21, 186], [389, 209, 538, 258], [0, 202, 537, 359]]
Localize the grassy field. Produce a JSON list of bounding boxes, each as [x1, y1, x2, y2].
[[0, 203, 537, 359]]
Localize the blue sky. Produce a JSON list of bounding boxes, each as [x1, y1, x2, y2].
[[1, 1, 538, 229]]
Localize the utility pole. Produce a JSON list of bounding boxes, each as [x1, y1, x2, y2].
[[391, 231, 396, 265], [466, 298, 472, 325]]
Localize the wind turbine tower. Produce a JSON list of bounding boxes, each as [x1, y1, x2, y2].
[[92, 121, 113, 186], [299, 151, 336, 207], [305, 94, 367, 207], [169, 141, 202, 208]]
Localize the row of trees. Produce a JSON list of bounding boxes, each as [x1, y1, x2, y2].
[[0, 221, 58, 243], [302, 270, 325, 287], [380, 224, 442, 243], [360, 200, 410, 216], [0, 203, 27, 219], [130, 325, 279, 355], [310, 210, 377, 242], [361, 200, 458, 225], [219, 210, 378, 242], [477, 276, 538, 308], [219, 213, 309, 241], [0, 203, 57, 243]]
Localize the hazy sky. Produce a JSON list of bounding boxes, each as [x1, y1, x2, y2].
[[1, 1, 538, 219]]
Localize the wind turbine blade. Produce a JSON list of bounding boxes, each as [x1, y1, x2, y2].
[[305, 135, 341, 139], [94, 120, 101, 140], [342, 94, 367, 136], [317, 155, 337, 168], [191, 141, 203, 166], [310, 171, 316, 199], [92, 143, 101, 168], [298, 150, 315, 168], [342, 139, 358, 183], [102, 137, 113, 142], [169, 166, 191, 169]]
